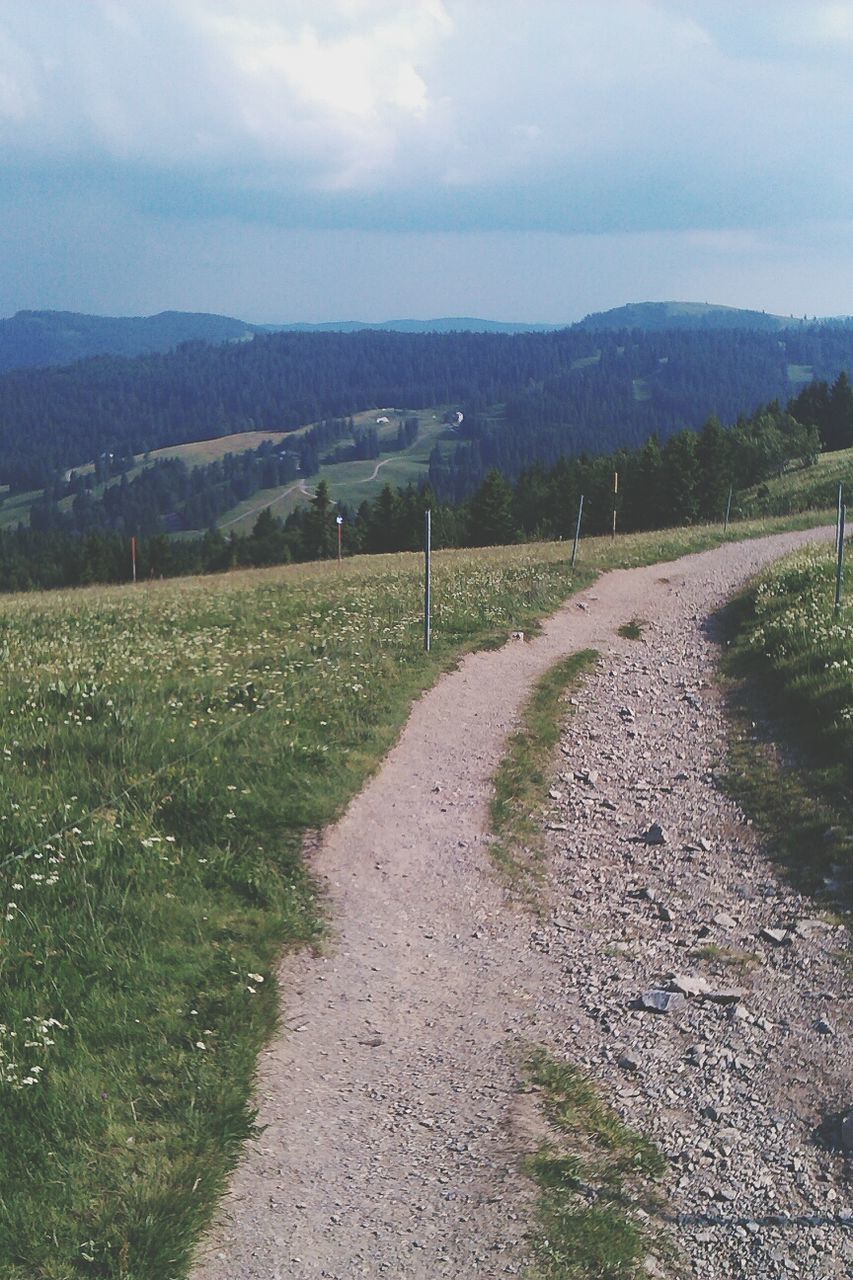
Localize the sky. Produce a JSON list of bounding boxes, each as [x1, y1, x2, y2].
[[2, 0, 853, 323]]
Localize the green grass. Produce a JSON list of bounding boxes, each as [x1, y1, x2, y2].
[[0, 512, 832, 1278], [214, 410, 453, 532], [525, 1051, 670, 1280], [617, 617, 647, 640], [720, 541, 853, 901], [0, 543, 615, 1279], [216, 479, 306, 530], [737, 446, 853, 519], [490, 648, 598, 884], [0, 487, 43, 529]]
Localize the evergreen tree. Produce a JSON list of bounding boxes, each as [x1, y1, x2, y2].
[[827, 372, 853, 450], [696, 416, 732, 521], [661, 432, 700, 524], [304, 480, 336, 559], [467, 469, 517, 546]]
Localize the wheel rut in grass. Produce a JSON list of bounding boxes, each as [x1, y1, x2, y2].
[[191, 526, 847, 1280]]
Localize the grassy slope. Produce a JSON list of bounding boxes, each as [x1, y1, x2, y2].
[[721, 541, 853, 900], [215, 409, 452, 532], [737, 446, 853, 519], [0, 512, 831, 1279]]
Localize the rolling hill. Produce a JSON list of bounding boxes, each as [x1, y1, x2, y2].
[[0, 309, 563, 374], [4, 301, 838, 376], [0, 309, 258, 373], [575, 300, 811, 331]]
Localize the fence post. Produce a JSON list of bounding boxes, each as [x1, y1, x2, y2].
[[571, 494, 584, 569], [424, 508, 431, 652], [835, 504, 846, 613], [724, 486, 733, 533]]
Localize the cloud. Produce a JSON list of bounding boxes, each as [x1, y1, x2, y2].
[[1, 1, 853, 244]]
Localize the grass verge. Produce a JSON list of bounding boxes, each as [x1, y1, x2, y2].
[[617, 617, 647, 640], [525, 1050, 671, 1280], [719, 541, 853, 905], [490, 651, 598, 885]]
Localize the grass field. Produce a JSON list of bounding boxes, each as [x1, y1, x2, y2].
[[0, 511, 833, 1279], [214, 409, 453, 533], [737, 446, 853, 519], [722, 539, 853, 898], [0, 487, 44, 530]]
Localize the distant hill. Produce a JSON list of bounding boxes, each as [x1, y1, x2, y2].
[[5, 303, 840, 374], [263, 317, 561, 335], [575, 301, 809, 332], [0, 309, 258, 373], [0, 310, 566, 374]]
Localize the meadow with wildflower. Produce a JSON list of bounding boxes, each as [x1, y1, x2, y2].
[[0, 513, 831, 1278], [725, 539, 853, 892]]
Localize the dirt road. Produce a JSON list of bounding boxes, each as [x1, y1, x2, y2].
[[191, 525, 850, 1280]]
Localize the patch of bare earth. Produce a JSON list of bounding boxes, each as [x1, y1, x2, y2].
[[191, 527, 850, 1280]]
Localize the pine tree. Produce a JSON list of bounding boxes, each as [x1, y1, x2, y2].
[[467, 469, 517, 546]]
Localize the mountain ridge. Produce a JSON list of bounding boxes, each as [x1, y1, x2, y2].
[[4, 301, 848, 374]]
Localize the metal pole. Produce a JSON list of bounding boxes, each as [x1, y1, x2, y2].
[[571, 494, 584, 569], [724, 486, 733, 533], [131, 535, 137, 584], [424, 508, 431, 652], [835, 504, 846, 613], [837, 483, 844, 555], [611, 471, 618, 540]]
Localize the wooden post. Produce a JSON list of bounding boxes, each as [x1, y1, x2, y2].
[[724, 486, 733, 533], [611, 471, 618, 540], [835, 504, 846, 613], [571, 494, 584, 569], [424, 508, 431, 652]]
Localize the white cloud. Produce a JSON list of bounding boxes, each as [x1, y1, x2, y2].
[[810, 3, 853, 41], [0, 1, 852, 233], [0, 0, 453, 183]]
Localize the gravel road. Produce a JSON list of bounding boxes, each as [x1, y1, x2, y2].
[[191, 525, 851, 1280]]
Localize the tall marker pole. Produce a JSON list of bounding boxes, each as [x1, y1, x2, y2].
[[835, 504, 846, 613], [424, 508, 432, 652], [130, 535, 137, 584], [571, 494, 584, 569], [724, 486, 733, 533], [611, 471, 618, 540], [837, 483, 844, 555], [336, 513, 343, 565]]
